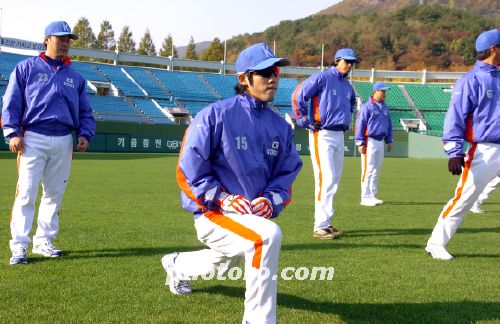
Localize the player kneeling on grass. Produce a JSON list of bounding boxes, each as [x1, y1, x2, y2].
[[425, 29, 500, 261], [161, 43, 302, 323], [2, 21, 95, 265]]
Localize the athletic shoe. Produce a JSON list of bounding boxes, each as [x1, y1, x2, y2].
[[360, 198, 377, 207], [162, 253, 192, 295], [425, 244, 454, 261], [32, 242, 63, 257], [371, 197, 384, 205], [470, 203, 484, 214], [10, 246, 28, 265], [313, 226, 343, 240]]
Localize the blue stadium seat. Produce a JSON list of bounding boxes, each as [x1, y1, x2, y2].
[[96, 64, 146, 97], [133, 98, 173, 124], [124, 67, 171, 100], [202, 73, 237, 99], [87, 95, 149, 123], [152, 70, 219, 102]]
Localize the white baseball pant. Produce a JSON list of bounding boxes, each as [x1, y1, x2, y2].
[[309, 130, 344, 231], [172, 210, 282, 324], [360, 138, 385, 199], [428, 143, 500, 246], [9, 131, 73, 250], [475, 176, 500, 206]]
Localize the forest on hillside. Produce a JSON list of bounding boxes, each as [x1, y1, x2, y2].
[[225, 4, 497, 71]]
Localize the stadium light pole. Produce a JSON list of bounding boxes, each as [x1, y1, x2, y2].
[[321, 43, 324, 70], [223, 39, 227, 76]]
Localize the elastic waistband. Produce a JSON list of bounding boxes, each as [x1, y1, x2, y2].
[[27, 121, 73, 137], [370, 135, 386, 141], [322, 125, 347, 132]]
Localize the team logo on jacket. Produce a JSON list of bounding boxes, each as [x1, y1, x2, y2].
[[487, 90, 493, 98], [267, 140, 280, 157], [64, 78, 75, 88], [332, 89, 337, 96]]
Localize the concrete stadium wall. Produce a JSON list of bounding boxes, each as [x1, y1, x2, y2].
[[408, 132, 447, 158], [0, 122, 411, 156]]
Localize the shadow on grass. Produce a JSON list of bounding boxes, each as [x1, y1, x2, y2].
[[202, 285, 500, 322], [25, 246, 202, 262], [344, 227, 500, 237]]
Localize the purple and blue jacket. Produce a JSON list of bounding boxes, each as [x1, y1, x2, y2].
[[292, 67, 356, 131], [355, 97, 393, 146], [177, 93, 303, 218], [2, 53, 95, 141], [443, 61, 500, 157]]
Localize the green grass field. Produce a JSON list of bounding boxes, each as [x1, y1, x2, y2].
[[1, 152, 499, 323]]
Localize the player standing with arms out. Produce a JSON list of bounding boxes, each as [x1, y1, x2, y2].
[[425, 29, 500, 260], [355, 82, 393, 207], [2, 21, 96, 265], [292, 48, 357, 239], [161, 43, 302, 323], [470, 176, 500, 213]]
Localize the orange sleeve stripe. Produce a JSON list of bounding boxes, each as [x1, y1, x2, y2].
[[292, 82, 303, 119], [442, 143, 477, 219], [284, 186, 293, 206], [204, 210, 263, 269], [313, 131, 323, 201], [176, 127, 205, 209], [312, 96, 321, 122]]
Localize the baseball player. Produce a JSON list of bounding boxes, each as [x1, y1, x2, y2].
[[2, 21, 96, 265], [470, 176, 500, 213], [355, 82, 393, 207], [292, 48, 357, 239], [161, 43, 302, 323], [425, 29, 500, 260]]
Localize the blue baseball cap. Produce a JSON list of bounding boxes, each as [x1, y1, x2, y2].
[[334, 48, 358, 62], [373, 82, 390, 91], [235, 43, 290, 73], [45, 21, 78, 40], [475, 29, 500, 52]]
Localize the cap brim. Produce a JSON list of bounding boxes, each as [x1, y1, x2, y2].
[[247, 57, 291, 72], [51, 32, 79, 40], [336, 55, 358, 62], [377, 87, 390, 90]]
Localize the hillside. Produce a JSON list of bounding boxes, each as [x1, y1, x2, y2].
[[318, 0, 500, 22], [225, 4, 498, 71]]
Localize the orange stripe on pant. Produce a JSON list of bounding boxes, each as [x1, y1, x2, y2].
[[204, 210, 263, 269], [442, 143, 477, 219], [10, 150, 23, 223], [313, 131, 323, 201]]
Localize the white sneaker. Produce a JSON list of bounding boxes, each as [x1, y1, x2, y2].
[[470, 203, 484, 214], [161, 253, 192, 295], [32, 242, 63, 257], [360, 198, 377, 207], [10, 246, 28, 265], [371, 197, 384, 205], [425, 244, 454, 261]]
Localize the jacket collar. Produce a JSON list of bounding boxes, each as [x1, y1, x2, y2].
[[39, 52, 72, 66], [240, 93, 269, 110], [370, 96, 384, 105], [330, 66, 346, 79], [474, 60, 498, 74]]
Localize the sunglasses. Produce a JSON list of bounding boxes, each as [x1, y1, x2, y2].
[[249, 66, 280, 78], [344, 59, 357, 65]]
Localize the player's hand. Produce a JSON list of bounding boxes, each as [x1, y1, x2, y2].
[[218, 192, 252, 214], [387, 143, 392, 152], [448, 157, 464, 175], [9, 136, 24, 153], [77, 136, 90, 152], [250, 197, 273, 219], [357, 145, 366, 154]]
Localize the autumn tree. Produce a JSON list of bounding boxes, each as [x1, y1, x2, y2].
[[185, 36, 198, 60], [72, 17, 96, 49], [201, 37, 224, 61], [117, 26, 136, 54], [159, 34, 178, 58]]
